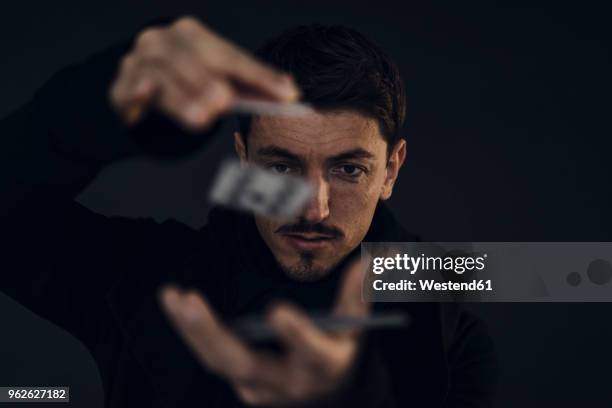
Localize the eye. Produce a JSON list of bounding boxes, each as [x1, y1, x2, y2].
[[333, 164, 365, 178], [342, 165, 359, 175], [269, 163, 292, 174]]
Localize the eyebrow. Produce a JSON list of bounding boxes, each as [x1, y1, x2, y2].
[[256, 146, 302, 162], [327, 148, 375, 162], [255, 145, 375, 164]]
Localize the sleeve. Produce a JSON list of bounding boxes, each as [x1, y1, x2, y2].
[[323, 305, 498, 408], [441, 306, 498, 408], [0, 36, 216, 339], [341, 344, 398, 408]]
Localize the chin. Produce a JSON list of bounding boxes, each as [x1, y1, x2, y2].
[[281, 263, 330, 282], [277, 251, 341, 282]]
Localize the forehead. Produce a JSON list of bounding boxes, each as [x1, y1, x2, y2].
[[248, 110, 386, 156]]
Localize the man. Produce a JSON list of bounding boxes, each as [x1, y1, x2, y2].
[[0, 17, 497, 407]]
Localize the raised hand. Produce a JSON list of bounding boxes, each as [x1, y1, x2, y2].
[[110, 16, 299, 131]]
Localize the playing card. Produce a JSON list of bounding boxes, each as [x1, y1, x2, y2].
[[231, 99, 314, 116], [209, 159, 314, 219], [231, 313, 410, 342]]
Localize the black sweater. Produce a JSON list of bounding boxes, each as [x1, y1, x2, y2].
[[0, 40, 497, 408]]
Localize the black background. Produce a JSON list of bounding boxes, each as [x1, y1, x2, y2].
[[1, 1, 611, 407]]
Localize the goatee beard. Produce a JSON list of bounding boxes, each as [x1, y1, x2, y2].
[[280, 251, 330, 282]]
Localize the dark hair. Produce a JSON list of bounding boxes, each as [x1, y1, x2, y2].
[[237, 24, 406, 150]]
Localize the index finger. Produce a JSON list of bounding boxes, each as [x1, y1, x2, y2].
[[333, 257, 371, 318], [220, 47, 300, 102], [190, 28, 300, 102], [267, 303, 355, 367], [159, 287, 256, 381]]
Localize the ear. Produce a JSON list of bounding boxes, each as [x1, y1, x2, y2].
[[233, 131, 248, 163], [380, 139, 407, 200]]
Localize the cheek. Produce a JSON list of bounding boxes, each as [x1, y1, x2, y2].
[[329, 179, 382, 233], [254, 216, 280, 243], [333, 183, 379, 207], [331, 171, 386, 209]]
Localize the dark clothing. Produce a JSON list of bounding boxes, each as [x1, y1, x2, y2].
[[0, 40, 497, 408]]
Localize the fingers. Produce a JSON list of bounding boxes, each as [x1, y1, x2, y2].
[[160, 287, 296, 405], [267, 303, 357, 377], [266, 259, 370, 371], [178, 18, 299, 102], [160, 287, 360, 407], [333, 257, 370, 318], [214, 46, 299, 102], [111, 41, 234, 130], [153, 73, 233, 130], [234, 353, 293, 401], [110, 16, 300, 130], [234, 383, 279, 407], [109, 57, 155, 125], [159, 287, 256, 381], [269, 303, 334, 360]]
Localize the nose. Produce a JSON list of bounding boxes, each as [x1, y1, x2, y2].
[[301, 174, 330, 224]]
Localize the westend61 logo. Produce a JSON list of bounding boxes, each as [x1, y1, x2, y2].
[[371, 253, 488, 275], [363, 242, 612, 302]]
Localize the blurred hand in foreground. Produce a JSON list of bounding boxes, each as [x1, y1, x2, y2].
[[160, 259, 368, 406], [110, 16, 300, 130]]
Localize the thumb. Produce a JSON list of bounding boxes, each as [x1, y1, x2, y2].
[[333, 257, 370, 318]]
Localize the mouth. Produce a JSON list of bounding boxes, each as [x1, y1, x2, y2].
[[280, 232, 338, 251]]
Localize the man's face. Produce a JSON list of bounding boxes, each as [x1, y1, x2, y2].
[[234, 110, 405, 281]]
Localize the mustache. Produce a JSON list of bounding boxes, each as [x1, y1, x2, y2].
[[275, 221, 344, 238]]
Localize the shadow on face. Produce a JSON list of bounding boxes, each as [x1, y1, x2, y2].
[[234, 109, 406, 281]]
